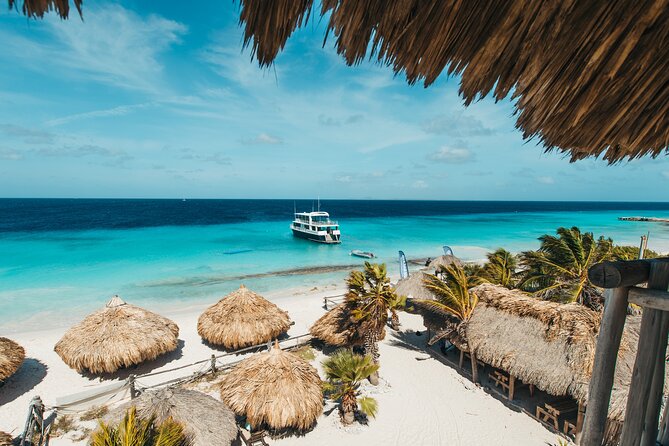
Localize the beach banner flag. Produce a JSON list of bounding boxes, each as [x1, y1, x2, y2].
[[399, 251, 409, 279], [443, 245, 454, 256]]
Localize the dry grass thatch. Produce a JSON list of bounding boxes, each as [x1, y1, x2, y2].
[[415, 283, 651, 424], [427, 255, 462, 272], [394, 272, 437, 301], [8, 0, 81, 19], [219, 342, 322, 432], [237, 0, 669, 163], [197, 285, 291, 350], [0, 337, 25, 382], [104, 387, 237, 446], [54, 295, 179, 374], [0, 431, 13, 446], [309, 304, 384, 347]]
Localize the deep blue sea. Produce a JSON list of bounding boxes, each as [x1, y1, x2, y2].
[[2, 199, 669, 332]]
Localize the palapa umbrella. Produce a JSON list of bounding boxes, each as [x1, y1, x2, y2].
[[54, 295, 179, 374], [309, 304, 384, 347], [0, 337, 25, 382], [394, 272, 437, 301], [219, 342, 322, 432], [427, 255, 462, 272], [104, 387, 237, 446], [0, 431, 13, 446], [198, 285, 291, 350]]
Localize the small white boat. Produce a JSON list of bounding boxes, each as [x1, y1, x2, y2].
[[350, 250, 375, 259]]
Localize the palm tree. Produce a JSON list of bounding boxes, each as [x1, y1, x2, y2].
[[479, 248, 518, 288], [90, 407, 187, 446], [518, 226, 613, 307], [612, 245, 659, 260], [420, 263, 480, 322], [388, 294, 406, 331], [345, 262, 399, 384], [322, 349, 379, 425]]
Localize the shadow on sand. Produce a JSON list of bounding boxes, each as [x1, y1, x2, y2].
[[0, 358, 48, 405]]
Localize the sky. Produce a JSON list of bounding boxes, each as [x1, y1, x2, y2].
[[0, 2, 667, 200]]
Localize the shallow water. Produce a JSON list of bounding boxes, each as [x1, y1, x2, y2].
[[1, 199, 668, 331]]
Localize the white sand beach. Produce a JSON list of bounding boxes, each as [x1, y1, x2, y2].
[[1, 283, 563, 446]]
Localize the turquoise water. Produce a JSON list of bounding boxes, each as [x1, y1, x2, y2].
[[2, 207, 669, 331]]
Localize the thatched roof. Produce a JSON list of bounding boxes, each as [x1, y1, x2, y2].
[[427, 255, 462, 272], [235, 0, 669, 163], [394, 272, 437, 301], [0, 337, 25, 382], [0, 431, 13, 446], [8, 0, 80, 19], [219, 343, 322, 432], [309, 304, 384, 347], [54, 296, 179, 374], [198, 285, 291, 350], [415, 283, 651, 423], [105, 387, 237, 446]]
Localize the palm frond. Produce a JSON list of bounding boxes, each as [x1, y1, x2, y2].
[[358, 396, 378, 418]]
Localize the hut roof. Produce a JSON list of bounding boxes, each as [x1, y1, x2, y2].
[[394, 272, 437, 301], [8, 0, 81, 19], [54, 296, 179, 374], [309, 304, 383, 347], [197, 285, 291, 350], [416, 283, 650, 422], [219, 343, 322, 432], [0, 337, 25, 382], [105, 387, 237, 446], [427, 255, 462, 272], [0, 431, 13, 446]]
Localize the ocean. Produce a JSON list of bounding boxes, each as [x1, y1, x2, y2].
[[2, 199, 669, 332]]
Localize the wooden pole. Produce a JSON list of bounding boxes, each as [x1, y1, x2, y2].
[[588, 260, 651, 288], [642, 312, 669, 446], [575, 402, 586, 444], [581, 286, 630, 446], [620, 261, 669, 446], [508, 374, 515, 401], [470, 351, 478, 384], [459, 349, 465, 369], [129, 374, 137, 399], [658, 394, 669, 445], [210, 354, 217, 374]]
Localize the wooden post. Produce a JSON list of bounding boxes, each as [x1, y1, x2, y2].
[[642, 312, 669, 446], [638, 236, 647, 260], [210, 354, 217, 374], [575, 402, 585, 444], [324, 297, 328, 310], [508, 374, 515, 401], [459, 349, 465, 369], [620, 261, 669, 446], [470, 351, 478, 384], [129, 374, 137, 399], [658, 395, 669, 444], [581, 286, 630, 446]]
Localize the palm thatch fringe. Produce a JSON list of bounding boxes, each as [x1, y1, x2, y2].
[[309, 304, 384, 347], [219, 342, 322, 432], [427, 255, 462, 272], [0, 431, 13, 446], [0, 337, 25, 382], [8, 0, 81, 19], [237, 0, 669, 163], [54, 295, 179, 374], [104, 387, 237, 446], [394, 272, 437, 301], [414, 283, 655, 425], [197, 285, 291, 350]]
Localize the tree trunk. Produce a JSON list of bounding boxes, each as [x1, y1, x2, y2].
[[390, 309, 400, 330], [342, 410, 355, 425], [341, 393, 357, 425], [363, 330, 380, 385]]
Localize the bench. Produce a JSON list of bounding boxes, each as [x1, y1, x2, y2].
[[240, 429, 269, 446], [536, 398, 578, 430], [488, 370, 534, 400]]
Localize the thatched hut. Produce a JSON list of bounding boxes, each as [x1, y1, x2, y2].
[[219, 343, 322, 432], [54, 296, 179, 374], [198, 285, 291, 350], [394, 272, 437, 301], [309, 304, 384, 347], [0, 431, 13, 446], [427, 255, 462, 272], [104, 387, 237, 446], [414, 283, 653, 444], [0, 337, 25, 382]]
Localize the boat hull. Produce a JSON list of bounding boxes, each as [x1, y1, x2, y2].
[[292, 228, 341, 244]]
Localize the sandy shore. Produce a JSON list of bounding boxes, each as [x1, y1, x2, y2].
[[0, 282, 562, 446]]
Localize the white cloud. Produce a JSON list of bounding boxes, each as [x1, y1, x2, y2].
[[423, 113, 494, 137], [427, 146, 474, 163], [537, 176, 555, 184], [46, 103, 156, 127], [242, 133, 283, 145], [412, 180, 428, 189], [0, 147, 22, 160]]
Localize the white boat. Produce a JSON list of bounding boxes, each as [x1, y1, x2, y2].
[[290, 210, 341, 244], [350, 250, 375, 259]]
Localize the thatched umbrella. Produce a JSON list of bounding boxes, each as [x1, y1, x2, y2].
[[309, 304, 384, 347], [0, 431, 13, 446], [104, 387, 237, 446], [427, 255, 462, 272], [198, 285, 291, 350], [0, 337, 25, 382], [54, 296, 179, 374], [394, 272, 437, 301], [219, 342, 322, 432]]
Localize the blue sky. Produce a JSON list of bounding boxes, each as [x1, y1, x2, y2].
[[0, 2, 667, 200]]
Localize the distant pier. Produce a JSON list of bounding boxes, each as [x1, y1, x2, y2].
[[619, 216, 669, 223]]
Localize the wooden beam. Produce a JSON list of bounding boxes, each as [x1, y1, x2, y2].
[[588, 259, 651, 288], [470, 351, 478, 384], [575, 402, 585, 444], [620, 261, 669, 446], [628, 287, 669, 311], [641, 312, 669, 446], [580, 287, 630, 446], [508, 374, 515, 401], [459, 349, 465, 369], [658, 391, 669, 444]]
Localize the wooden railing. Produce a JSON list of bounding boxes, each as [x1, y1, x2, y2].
[[323, 294, 345, 310], [581, 258, 669, 446]]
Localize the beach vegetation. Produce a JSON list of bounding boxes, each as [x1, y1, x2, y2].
[[51, 414, 77, 436], [421, 263, 480, 321], [612, 245, 660, 261], [478, 248, 518, 289], [80, 405, 109, 422], [90, 407, 188, 446], [518, 227, 612, 308], [389, 293, 407, 330], [322, 349, 379, 425], [293, 345, 316, 361], [345, 262, 399, 384]]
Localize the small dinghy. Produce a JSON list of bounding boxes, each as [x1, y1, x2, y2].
[[350, 250, 375, 259]]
